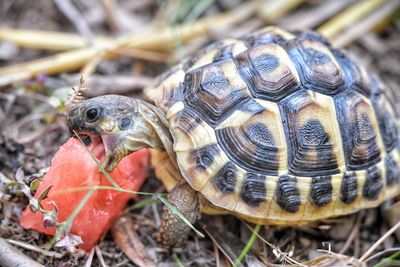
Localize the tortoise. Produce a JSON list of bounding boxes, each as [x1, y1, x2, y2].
[[66, 27, 400, 247]]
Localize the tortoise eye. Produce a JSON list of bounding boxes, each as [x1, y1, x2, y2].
[[85, 107, 100, 122]]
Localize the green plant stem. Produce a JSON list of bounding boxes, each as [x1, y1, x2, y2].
[[62, 189, 95, 233], [184, 0, 215, 23], [233, 224, 261, 267], [172, 253, 185, 267], [129, 197, 160, 210], [40, 189, 95, 261], [374, 250, 400, 267]]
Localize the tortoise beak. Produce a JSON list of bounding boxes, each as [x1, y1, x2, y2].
[[100, 134, 123, 172]]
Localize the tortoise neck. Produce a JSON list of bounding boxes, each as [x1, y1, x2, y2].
[[132, 101, 177, 164]]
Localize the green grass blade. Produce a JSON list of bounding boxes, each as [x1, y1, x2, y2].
[[374, 250, 400, 267], [157, 194, 205, 238], [172, 253, 185, 267], [61, 189, 95, 233], [233, 224, 261, 267], [184, 0, 215, 23], [129, 197, 160, 210], [40, 188, 95, 260]]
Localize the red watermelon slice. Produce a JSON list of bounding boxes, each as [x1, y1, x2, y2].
[[20, 137, 149, 251]]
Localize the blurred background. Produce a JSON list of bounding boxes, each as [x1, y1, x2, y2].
[[0, 0, 400, 266]]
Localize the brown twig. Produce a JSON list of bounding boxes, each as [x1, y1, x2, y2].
[[0, 238, 46, 267], [333, 0, 400, 47], [6, 113, 47, 143], [0, 93, 16, 123], [199, 217, 261, 266], [313, 251, 364, 267], [110, 47, 175, 63], [101, 0, 119, 32], [80, 51, 107, 78], [279, 0, 355, 31], [53, 0, 95, 44], [125, 0, 155, 11], [6, 239, 63, 258], [258, 0, 305, 23], [339, 214, 362, 255], [111, 216, 156, 267], [242, 223, 305, 266], [319, 215, 362, 267], [363, 247, 400, 263], [317, 0, 387, 39], [0, 28, 110, 50], [359, 220, 400, 262], [63, 74, 152, 97], [354, 222, 361, 259], [84, 248, 95, 267], [213, 241, 221, 267], [0, 1, 258, 86], [95, 246, 109, 267]]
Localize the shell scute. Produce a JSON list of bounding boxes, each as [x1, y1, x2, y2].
[[171, 108, 217, 152], [183, 59, 250, 127], [280, 90, 345, 176], [145, 67, 185, 112], [189, 144, 220, 170], [385, 155, 400, 186], [362, 166, 383, 200], [275, 175, 301, 213], [212, 162, 237, 194], [340, 172, 358, 204], [309, 176, 333, 207], [334, 91, 384, 170], [216, 99, 287, 176], [288, 37, 346, 95], [236, 43, 300, 101], [333, 50, 371, 96], [370, 77, 399, 152], [239, 173, 267, 208]]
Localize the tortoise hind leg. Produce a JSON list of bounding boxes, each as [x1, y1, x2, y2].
[[158, 183, 200, 248]]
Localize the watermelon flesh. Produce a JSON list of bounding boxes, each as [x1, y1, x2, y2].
[[20, 137, 149, 251]]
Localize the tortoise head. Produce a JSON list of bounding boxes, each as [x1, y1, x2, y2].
[[67, 95, 142, 172]]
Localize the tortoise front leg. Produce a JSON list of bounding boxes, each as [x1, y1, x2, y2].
[[158, 183, 200, 248]]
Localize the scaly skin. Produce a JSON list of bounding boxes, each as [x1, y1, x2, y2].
[[158, 183, 200, 248], [67, 95, 199, 248]]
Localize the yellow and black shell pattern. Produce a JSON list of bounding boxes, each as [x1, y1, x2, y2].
[[145, 27, 400, 225]]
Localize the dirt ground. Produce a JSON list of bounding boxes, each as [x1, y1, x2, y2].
[[1, 0, 400, 266]]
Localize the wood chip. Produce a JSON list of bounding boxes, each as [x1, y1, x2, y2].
[[0, 238, 46, 267], [111, 215, 156, 267]]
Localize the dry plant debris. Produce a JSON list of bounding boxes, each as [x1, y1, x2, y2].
[[0, 0, 400, 266]]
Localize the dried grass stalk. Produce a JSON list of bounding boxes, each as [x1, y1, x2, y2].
[[318, 0, 387, 38], [0, 1, 258, 86]]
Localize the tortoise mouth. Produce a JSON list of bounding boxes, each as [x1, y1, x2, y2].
[[73, 132, 107, 164], [73, 131, 121, 172]]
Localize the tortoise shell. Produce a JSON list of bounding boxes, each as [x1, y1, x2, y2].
[[145, 27, 400, 224]]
